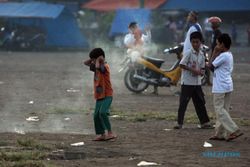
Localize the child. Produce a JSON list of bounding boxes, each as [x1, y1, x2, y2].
[[207, 34, 243, 141], [84, 48, 116, 141], [174, 31, 212, 129]]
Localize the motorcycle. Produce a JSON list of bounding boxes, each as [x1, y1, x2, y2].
[[119, 43, 209, 93], [0, 25, 46, 51]]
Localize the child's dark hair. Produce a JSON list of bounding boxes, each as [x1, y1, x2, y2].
[[129, 22, 137, 29], [190, 31, 203, 42], [89, 48, 105, 59], [218, 33, 231, 49]]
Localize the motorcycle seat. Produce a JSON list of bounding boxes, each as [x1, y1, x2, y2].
[[163, 60, 180, 72], [143, 56, 165, 64]]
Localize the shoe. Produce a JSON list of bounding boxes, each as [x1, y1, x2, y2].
[[173, 124, 182, 129], [209, 135, 225, 141], [198, 123, 214, 129], [174, 91, 181, 96]]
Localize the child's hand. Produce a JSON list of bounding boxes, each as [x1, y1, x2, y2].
[[97, 56, 104, 64], [192, 69, 203, 76], [214, 45, 223, 55], [95, 56, 104, 68]]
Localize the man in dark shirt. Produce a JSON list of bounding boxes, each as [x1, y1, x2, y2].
[[209, 16, 222, 55], [206, 16, 222, 85]]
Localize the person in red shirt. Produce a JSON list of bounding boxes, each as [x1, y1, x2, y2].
[[84, 48, 116, 141]]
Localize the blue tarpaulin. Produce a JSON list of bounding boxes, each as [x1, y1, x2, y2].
[[160, 0, 250, 12], [0, 2, 89, 48], [0, 2, 64, 18], [109, 9, 151, 38]]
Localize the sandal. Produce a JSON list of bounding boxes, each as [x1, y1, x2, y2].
[[105, 134, 117, 141], [209, 135, 225, 141], [226, 131, 244, 142], [93, 135, 106, 141]]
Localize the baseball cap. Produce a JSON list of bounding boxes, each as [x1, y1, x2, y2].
[[208, 16, 222, 23]]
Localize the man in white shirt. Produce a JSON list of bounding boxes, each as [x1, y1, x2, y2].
[[183, 11, 202, 55], [123, 22, 158, 94], [124, 22, 151, 50], [207, 33, 243, 141]]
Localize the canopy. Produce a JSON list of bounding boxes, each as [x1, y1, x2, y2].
[[0, 2, 64, 18], [161, 0, 250, 12], [109, 9, 151, 38], [82, 0, 166, 11], [0, 2, 89, 48]]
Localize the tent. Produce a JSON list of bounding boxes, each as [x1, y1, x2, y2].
[[82, 0, 166, 12], [160, 0, 250, 12], [0, 2, 89, 48], [109, 9, 151, 38]]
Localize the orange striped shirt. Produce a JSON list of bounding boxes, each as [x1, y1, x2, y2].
[[94, 63, 113, 100]]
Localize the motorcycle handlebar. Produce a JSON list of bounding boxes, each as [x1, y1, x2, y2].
[[164, 43, 209, 54]]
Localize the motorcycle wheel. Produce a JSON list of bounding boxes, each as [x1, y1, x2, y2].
[[124, 69, 149, 93]]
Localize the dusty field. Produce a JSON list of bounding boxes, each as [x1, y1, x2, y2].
[[0, 47, 250, 167]]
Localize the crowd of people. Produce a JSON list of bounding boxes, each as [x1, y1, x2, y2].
[[82, 11, 243, 142]]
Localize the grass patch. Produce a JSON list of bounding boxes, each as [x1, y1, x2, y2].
[[0, 138, 60, 167], [111, 108, 250, 126], [0, 151, 47, 161], [54, 142, 69, 150], [1, 161, 54, 167], [111, 108, 212, 123], [0, 161, 46, 167], [0, 141, 8, 146], [46, 108, 86, 114], [17, 138, 52, 151], [234, 118, 250, 126]]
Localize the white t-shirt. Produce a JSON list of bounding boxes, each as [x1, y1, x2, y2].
[[124, 33, 134, 47], [183, 23, 202, 55], [212, 51, 234, 93], [180, 48, 205, 85], [123, 30, 151, 47]]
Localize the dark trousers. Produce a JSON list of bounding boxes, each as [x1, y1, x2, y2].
[[177, 85, 210, 125]]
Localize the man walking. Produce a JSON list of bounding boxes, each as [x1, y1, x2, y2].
[[183, 11, 202, 55]]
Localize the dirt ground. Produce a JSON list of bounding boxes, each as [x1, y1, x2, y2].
[[0, 47, 250, 167]]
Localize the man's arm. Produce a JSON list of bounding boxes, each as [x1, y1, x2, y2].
[[143, 28, 151, 43]]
